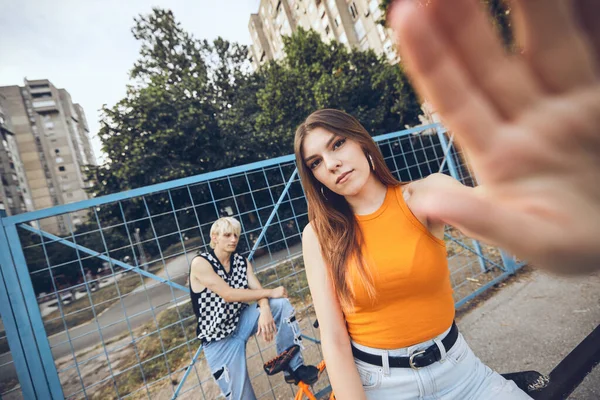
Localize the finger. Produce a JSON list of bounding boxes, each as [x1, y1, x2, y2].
[[573, 0, 600, 67], [388, 0, 501, 154], [428, 0, 542, 119], [511, 0, 598, 91]]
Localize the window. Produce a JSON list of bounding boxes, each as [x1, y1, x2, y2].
[[369, 0, 381, 19], [59, 166, 65, 172], [349, 1, 358, 20], [31, 93, 51, 99], [334, 15, 340, 27], [325, 25, 330, 34], [377, 24, 386, 42], [354, 18, 366, 40], [339, 32, 348, 44]]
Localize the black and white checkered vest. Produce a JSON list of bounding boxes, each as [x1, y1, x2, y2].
[[190, 250, 249, 343]]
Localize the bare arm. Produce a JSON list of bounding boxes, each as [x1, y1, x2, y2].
[[302, 224, 367, 400], [190, 257, 280, 303], [246, 260, 272, 309], [247, 260, 283, 342]]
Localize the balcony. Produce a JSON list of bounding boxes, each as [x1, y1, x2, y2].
[[32, 100, 58, 113]]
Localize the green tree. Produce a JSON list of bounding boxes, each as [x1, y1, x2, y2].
[[253, 28, 421, 158], [88, 8, 255, 197]]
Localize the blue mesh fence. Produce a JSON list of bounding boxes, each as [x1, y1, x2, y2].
[[0, 124, 524, 399]]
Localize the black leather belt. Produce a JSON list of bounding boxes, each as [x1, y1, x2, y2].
[[351, 322, 459, 370]]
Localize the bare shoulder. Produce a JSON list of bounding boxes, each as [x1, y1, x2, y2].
[[302, 221, 316, 239], [190, 255, 212, 273], [302, 222, 321, 250]]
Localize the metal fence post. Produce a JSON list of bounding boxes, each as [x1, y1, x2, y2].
[[500, 250, 518, 275], [0, 207, 37, 399], [0, 209, 64, 399]]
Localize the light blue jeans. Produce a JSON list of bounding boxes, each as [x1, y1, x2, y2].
[[203, 298, 304, 400], [353, 326, 532, 399]]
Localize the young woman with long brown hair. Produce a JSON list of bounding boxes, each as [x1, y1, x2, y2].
[[294, 109, 531, 399]]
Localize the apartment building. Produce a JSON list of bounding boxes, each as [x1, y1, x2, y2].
[[0, 93, 34, 216], [0, 79, 96, 234], [249, 0, 397, 69]]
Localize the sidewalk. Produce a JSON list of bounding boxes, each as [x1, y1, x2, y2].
[[456, 266, 600, 399]]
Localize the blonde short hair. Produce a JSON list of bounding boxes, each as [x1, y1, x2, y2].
[[209, 217, 241, 249]]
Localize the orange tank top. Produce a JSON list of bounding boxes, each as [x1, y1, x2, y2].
[[344, 185, 455, 349]]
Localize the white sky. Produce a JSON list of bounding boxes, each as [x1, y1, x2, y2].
[[0, 0, 260, 164]]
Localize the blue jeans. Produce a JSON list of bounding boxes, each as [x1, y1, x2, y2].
[[353, 326, 532, 399], [203, 298, 304, 400]]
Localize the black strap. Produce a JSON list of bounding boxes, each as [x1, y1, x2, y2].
[[351, 321, 459, 369]]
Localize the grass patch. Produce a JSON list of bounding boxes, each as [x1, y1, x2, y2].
[[91, 302, 197, 399]]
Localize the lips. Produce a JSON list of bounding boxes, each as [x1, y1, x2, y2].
[[336, 170, 353, 184]]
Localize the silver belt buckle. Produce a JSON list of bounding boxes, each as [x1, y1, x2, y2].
[[409, 350, 425, 370]]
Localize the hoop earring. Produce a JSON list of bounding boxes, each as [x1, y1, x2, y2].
[[368, 154, 376, 172], [320, 186, 328, 200]]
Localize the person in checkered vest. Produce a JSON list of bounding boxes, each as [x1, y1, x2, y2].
[[189, 217, 318, 400]]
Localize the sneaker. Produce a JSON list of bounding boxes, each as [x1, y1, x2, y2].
[[263, 345, 300, 376], [284, 365, 319, 385]]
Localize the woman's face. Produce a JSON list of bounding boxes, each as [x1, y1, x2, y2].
[[301, 127, 371, 197]]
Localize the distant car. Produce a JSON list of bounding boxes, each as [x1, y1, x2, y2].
[[60, 291, 73, 305]]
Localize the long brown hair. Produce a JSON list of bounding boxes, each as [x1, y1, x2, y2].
[[294, 109, 401, 310]]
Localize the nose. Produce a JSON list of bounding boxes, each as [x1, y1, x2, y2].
[[323, 154, 341, 172]]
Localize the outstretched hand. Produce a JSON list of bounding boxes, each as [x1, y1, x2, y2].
[[388, 0, 600, 274]]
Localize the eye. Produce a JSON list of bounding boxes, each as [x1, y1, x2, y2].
[[309, 159, 322, 169], [332, 138, 346, 150]]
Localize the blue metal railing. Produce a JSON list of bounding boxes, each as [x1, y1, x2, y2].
[[0, 124, 524, 399]]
